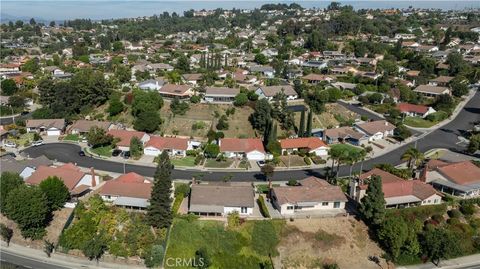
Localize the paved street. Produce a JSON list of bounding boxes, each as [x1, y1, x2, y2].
[[0, 250, 70, 269], [21, 91, 480, 181], [337, 100, 384, 121]]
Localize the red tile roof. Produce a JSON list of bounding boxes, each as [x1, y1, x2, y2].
[[272, 177, 347, 205], [145, 136, 189, 151], [107, 130, 147, 147], [382, 180, 437, 200], [279, 137, 328, 150], [219, 138, 265, 153], [396, 103, 430, 114], [99, 177, 152, 199], [437, 161, 480, 185], [26, 164, 85, 191], [115, 172, 145, 183], [359, 168, 406, 184]]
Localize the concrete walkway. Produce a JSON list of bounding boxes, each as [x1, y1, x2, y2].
[[398, 253, 480, 269]]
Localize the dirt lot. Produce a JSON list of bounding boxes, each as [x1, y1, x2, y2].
[[294, 103, 359, 130], [276, 217, 387, 269], [160, 102, 256, 139]]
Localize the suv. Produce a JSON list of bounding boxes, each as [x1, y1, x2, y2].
[[122, 151, 131, 159], [112, 149, 122, 157], [31, 140, 44, 146]]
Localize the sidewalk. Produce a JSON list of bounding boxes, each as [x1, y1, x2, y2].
[[0, 241, 146, 269], [398, 253, 480, 269]]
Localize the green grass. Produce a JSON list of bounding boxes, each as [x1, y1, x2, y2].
[[403, 116, 437, 128], [204, 159, 234, 168], [171, 156, 196, 167], [90, 145, 113, 157], [63, 134, 80, 141], [256, 184, 280, 194], [165, 218, 284, 269], [330, 143, 364, 154]]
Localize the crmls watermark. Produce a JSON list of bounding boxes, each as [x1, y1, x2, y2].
[[165, 257, 205, 267]]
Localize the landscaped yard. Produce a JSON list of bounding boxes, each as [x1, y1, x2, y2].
[[171, 156, 196, 167], [165, 217, 285, 269], [330, 143, 364, 155], [90, 145, 113, 157], [204, 158, 234, 168], [278, 155, 306, 167], [403, 116, 437, 128], [9, 133, 35, 147], [63, 134, 80, 141]]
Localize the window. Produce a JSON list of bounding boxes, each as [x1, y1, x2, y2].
[[333, 202, 341, 208], [241, 207, 247, 214], [286, 206, 294, 210], [322, 202, 329, 206], [434, 199, 438, 203]]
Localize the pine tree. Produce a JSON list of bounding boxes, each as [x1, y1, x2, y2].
[[298, 110, 305, 137], [224, 54, 228, 68], [147, 151, 173, 228], [305, 110, 313, 137], [359, 175, 385, 226]]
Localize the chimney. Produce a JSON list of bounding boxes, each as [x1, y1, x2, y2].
[[90, 167, 96, 187], [385, 121, 388, 126], [419, 167, 428, 182]]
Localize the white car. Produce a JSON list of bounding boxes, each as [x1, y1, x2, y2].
[[3, 141, 17, 148], [32, 140, 44, 146]]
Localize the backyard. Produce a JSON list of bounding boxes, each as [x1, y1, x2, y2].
[[165, 217, 285, 269]]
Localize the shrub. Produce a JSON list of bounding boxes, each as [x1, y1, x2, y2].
[[175, 183, 190, 197], [425, 111, 448, 122], [431, 214, 444, 223], [257, 196, 270, 218], [186, 149, 198, 157], [361, 115, 368, 121], [227, 211, 240, 228], [469, 218, 480, 230], [287, 179, 298, 186], [447, 218, 461, 225], [311, 156, 326, 164], [460, 203, 477, 216], [194, 155, 205, 165], [448, 209, 462, 219], [0, 223, 13, 246], [304, 156, 312, 165], [172, 193, 184, 214]]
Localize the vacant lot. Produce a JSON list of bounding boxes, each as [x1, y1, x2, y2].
[[278, 155, 306, 167], [161, 103, 256, 139], [276, 218, 386, 269], [295, 103, 359, 130]]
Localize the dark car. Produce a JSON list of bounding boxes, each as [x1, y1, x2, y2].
[[122, 151, 130, 159], [1, 152, 16, 158], [112, 149, 122, 157], [78, 150, 86, 157]]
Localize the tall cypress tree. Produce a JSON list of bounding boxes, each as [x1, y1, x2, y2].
[[224, 54, 228, 67], [306, 110, 312, 137], [359, 175, 385, 226], [147, 151, 173, 228], [298, 110, 305, 137]]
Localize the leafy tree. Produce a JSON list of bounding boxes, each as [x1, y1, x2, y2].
[[1, 79, 18, 95], [132, 90, 163, 116], [359, 175, 385, 226], [147, 151, 173, 228], [0, 223, 13, 247], [175, 55, 190, 72], [233, 92, 248, 106], [5, 185, 49, 239], [261, 164, 275, 183], [107, 95, 125, 116], [394, 125, 412, 141], [305, 88, 329, 113], [21, 58, 40, 73], [8, 95, 27, 109], [254, 53, 268, 65], [130, 136, 143, 159], [144, 245, 165, 268], [422, 228, 453, 266], [447, 52, 469, 76], [304, 30, 328, 51], [450, 76, 469, 97], [83, 236, 107, 262], [114, 65, 131, 83], [112, 41, 124, 52], [39, 176, 70, 211], [378, 217, 409, 260], [0, 172, 24, 212], [216, 115, 229, 130], [468, 134, 480, 154], [134, 111, 162, 132], [249, 99, 272, 134], [170, 98, 190, 115], [86, 126, 113, 148], [204, 144, 220, 158], [44, 240, 55, 257]]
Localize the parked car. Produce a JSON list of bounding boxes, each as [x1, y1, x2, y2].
[[1, 152, 16, 158], [78, 150, 86, 157], [31, 140, 44, 146], [257, 160, 266, 167], [3, 141, 17, 148], [122, 151, 130, 159], [112, 149, 122, 157]]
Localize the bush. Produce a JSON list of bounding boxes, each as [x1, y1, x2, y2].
[[175, 183, 190, 197], [257, 196, 270, 218], [311, 156, 326, 164], [361, 115, 368, 121], [425, 111, 448, 122], [287, 179, 298, 186], [448, 209, 462, 219], [431, 214, 444, 223], [227, 211, 240, 228], [460, 203, 476, 215], [172, 193, 184, 214], [186, 149, 198, 157], [194, 155, 205, 165], [304, 156, 312, 165], [447, 218, 461, 225]]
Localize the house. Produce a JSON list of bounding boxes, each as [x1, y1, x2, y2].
[[428, 76, 454, 87], [352, 168, 441, 208], [331, 82, 357, 91], [255, 85, 298, 101], [158, 84, 194, 99], [189, 183, 255, 216], [271, 177, 347, 216], [182, 73, 203, 85], [67, 120, 112, 135], [354, 120, 395, 141], [0, 155, 53, 179], [414, 85, 451, 98], [423, 160, 480, 198], [26, 163, 99, 196], [107, 130, 150, 151], [98, 172, 152, 210], [204, 87, 240, 103], [301, 74, 334, 84], [26, 119, 65, 136], [219, 138, 266, 161], [249, 65, 275, 78], [396, 103, 436, 118], [279, 137, 329, 157], [138, 79, 165, 91], [148, 63, 174, 72], [323, 126, 368, 145], [143, 136, 195, 157]]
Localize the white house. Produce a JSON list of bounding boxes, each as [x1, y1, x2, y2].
[[354, 120, 395, 141], [255, 85, 298, 101], [26, 119, 65, 136], [107, 130, 150, 152], [271, 177, 348, 216], [219, 138, 266, 161], [138, 79, 165, 91], [279, 137, 329, 157], [189, 183, 255, 217], [143, 136, 198, 157]]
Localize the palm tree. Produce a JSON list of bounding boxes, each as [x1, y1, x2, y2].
[[401, 147, 425, 169]]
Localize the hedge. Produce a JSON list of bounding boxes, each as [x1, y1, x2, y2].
[[172, 194, 184, 215], [257, 196, 270, 218]]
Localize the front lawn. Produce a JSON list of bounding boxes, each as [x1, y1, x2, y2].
[[329, 143, 364, 155], [165, 217, 284, 269], [204, 158, 234, 168], [90, 145, 113, 157], [10, 133, 35, 147], [279, 155, 306, 167], [171, 156, 196, 167], [403, 117, 437, 128], [63, 134, 80, 141]]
